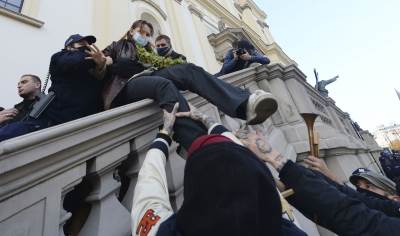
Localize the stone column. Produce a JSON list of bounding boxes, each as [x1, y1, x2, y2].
[[263, 65, 302, 124], [59, 186, 74, 236], [79, 143, 131, 236], [164, 0, 207, 67], [188, 3, 221, 72]]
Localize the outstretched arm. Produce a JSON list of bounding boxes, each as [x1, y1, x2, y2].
[[50, 50, 95, 76], [325, 76, 338, 85], [249, 51, 270, 65], [240, 131, 400, 236], [131, 104, 179, 236], [176, 104, 242, 144]]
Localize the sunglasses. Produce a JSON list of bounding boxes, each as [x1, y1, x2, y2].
[[156, 43, 167, 48]]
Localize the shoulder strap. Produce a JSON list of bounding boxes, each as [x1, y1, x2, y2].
[[42, 66, 51, 93]]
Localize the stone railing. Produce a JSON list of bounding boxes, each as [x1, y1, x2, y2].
[[0, 64, 381, 236], [0, 100, 165, 236]]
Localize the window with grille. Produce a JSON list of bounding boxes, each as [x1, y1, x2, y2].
[[0, 0, 24, 13]]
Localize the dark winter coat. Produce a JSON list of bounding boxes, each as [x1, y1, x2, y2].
[[46, 48, 104, 124]]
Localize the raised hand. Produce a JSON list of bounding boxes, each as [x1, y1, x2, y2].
[[85, 44, 106, 68], [175, 103, 217, 129], [161, 103, 179, 136], [0, 108, 18, 124], [239, 130, 288, 171], [304, 155, 342, 184]]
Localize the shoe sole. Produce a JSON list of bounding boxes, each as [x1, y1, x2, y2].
[[247, 95, 278, 125]]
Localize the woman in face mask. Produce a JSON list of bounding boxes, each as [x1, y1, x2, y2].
[[101, 19, 190, 112], [101, 19, 157, 110]]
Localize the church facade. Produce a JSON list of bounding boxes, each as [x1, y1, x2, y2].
[[0, 1, 382, 236]]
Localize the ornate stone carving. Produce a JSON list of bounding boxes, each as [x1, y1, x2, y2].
[[218, 18, 226, 32], [257, 19, 269, 28], [188, 4, 204, 20], [314, 69, 339, 98]]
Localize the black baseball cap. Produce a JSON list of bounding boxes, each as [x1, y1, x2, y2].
[[64, 34, 96, 47]]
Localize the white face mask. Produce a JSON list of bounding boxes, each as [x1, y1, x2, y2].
[[133, 32, 149, 46]]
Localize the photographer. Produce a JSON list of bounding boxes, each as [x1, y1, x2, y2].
[[215, 39, 270, 76]]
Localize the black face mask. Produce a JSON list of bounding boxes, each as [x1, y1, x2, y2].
[[357, 187, 388, 200], [77, 46, 90, 53], [157, 46, 171, 57]]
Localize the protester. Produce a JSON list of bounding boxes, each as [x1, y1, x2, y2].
[[45, 34, 106, 124], [215, 39, 270, 76], [0, 74, 41, 126], [304, 155, 400, 217], [102, 19, 278, 149], [240, 131, 400, 235], [349, 167, 400, 201], [0, 34, 106, 142], [305, 154, 400, 202], [131, 103, 306, 236], [379, 150, 400, 192], [155, 34, 186, 61]]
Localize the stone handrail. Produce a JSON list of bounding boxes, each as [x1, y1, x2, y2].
[[0, 99, 165, 235]]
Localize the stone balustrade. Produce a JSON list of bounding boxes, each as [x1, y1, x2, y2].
[[0, 64, 381, 236]]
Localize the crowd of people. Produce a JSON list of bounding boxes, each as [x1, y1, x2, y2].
[[134, 104, 400, 236], [0, 19, 273, 145], [1, 19, 400, 235]]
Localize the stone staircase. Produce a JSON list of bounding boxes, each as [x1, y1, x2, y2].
[[0, 64, 381, 236]]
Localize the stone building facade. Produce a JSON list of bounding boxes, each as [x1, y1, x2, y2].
[[0, 1, 382, 236], [374, 123, 400, 149]]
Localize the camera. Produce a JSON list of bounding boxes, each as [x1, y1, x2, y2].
[[235, 48, 246, 56]]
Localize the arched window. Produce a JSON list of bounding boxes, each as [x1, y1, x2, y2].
[[141, 12, 162, 38]]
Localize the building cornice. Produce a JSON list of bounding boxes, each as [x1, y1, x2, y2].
[[247, 0, 267, 19], [131, 0, 167, 20], [188, 4, 204, 20], [195, 1, 294, 65], [234, 0, 267, 19]]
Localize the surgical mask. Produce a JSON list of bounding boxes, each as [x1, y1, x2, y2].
[[156, 47, 171, 56], [133, 32, 149, 47]]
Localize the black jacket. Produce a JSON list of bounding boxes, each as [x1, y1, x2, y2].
[[280, 161, 400, 236], [45, 48, 104, 124], [168, 51, 186, 61], [312, 170, 400, 218], [12, 99, 35, 122]]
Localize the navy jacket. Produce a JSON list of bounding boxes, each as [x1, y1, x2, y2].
[[216, 49, 270, 76], [281, 161, 400, 236], [45, 48, 104, 124], [311, 170, 400, 218]]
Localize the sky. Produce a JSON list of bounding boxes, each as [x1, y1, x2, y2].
[[254, 0, 400, 131]]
